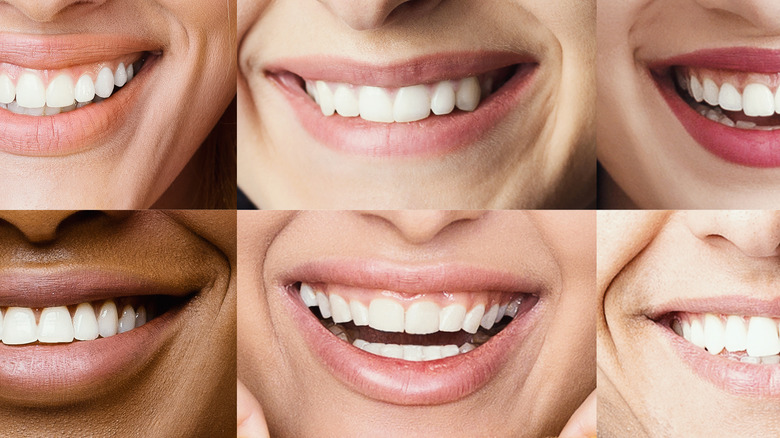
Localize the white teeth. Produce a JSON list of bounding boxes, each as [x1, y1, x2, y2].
[[746, 316, 780, 357], [422, 345, 445, 361], [405, 301, 439, 335], [724, 315, 748, 353], [353, 340, 462, 362], [94, 67, 115, 98], [45, 74, 75, 108], [439, 303, 466, 332], [762, 355, 780, 364], [455, 76, 481, 112], [0, 74, 14, 104], [459, 343, 476, 354], [349, 300, 369, 326], [305, 82, 318, 104], [37, 306, 75, 343], [368, 298, 404, 332], [333, 84, 359, 117], [393, 84, 430, 123], [702, 78, 719, 106], [462, 303, 485, 334], [315, 81, 335, 116], [75, 75, 96, 103], [359, 86, 395, 123], [402, 344, 424, 361], [114, 62, 128, 87], [742, 83, 775, 117], [73, 302, 99, 341], [689, 318, 706, 348], [703, 313, 725, 355], [97, 300, 119, 338], [299, 283, 317, 307], [480, 304, 499, 330], [315, 292, 331, 319], [118, 304, 135, 334], [441, 344, 459, 358], [15, 73, 46, 108], [741, 356, 761, 364], [689, 76, 704, 102], [135, 306, 147, 328], [495, 304, 507, 324], [678, 314, 780, 361], [718, 83, 742, 111], [328, 294, 351, 324], [430, 81, 456, 115], [379, 343, 404, 359], [2, 308, 37, 345]]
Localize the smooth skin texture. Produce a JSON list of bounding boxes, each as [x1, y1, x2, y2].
[[0, 210, 236, 437], [238, 0, 595, 209], [238, 210, 596, 437], [597, 0, 780, 209], [0, 0, 236, 209], [598, 211, 780, 436]]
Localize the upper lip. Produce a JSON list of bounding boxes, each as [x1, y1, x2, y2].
[[649, 47, 780, 73]]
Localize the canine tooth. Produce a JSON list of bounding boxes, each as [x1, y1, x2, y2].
[[73, 302, 99, 341], [393, 84, 430, 122], [455, 76, 480, 111], [379, 343, 404, 359], [135, 306, 147, 328], [359, 86, 394, 123], [350, 300, 369, 326], [405, 301, 440, 335], [762, 355, 780, 364], [402, 344, 424, 361], [114, 63, 128, 87], [743, 83, 775, 117], [718, 83, 742, 111], [368, 298, 404, 332], [741, 356, 761, 364], [38, 306, 75, 343], [299, 283, 317, 307], [689, 318, 706, 348], [329, 294, 352, 323], [75, 75, 96, 103], [2, 307, 37, 345], [689, 76, 704, 102], [441, 345, 459, 358], [459, 343, 475, 354], [45, 74, 75, 107], [126, 64, 134, 81], [671, 319, 683, 336], [439, 304, 466, 332], [703, 314, 725, 355], [315, 292, 331, 319], [95, 67, 115, 98], [16, 73, 46, 108], [430, 81, 456, 115], [315, 81, 335, 116], [422, 345, 442, 361], [724, 315, 747, 352], [0, 74, 14, 104], [495, 304, 507, 324], [333, 84, 359, 117], [118, 304, 135, 334], [462, 304, 485, 334], [98, 300, 119, 338], [480, 304, 499, 330], [702, 78, 719, 106], [746, 316, 780, 357]]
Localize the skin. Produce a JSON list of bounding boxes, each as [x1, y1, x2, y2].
[[238, 210, 596, 437], [597, 0, 780, 209], [598, 211, 780, 436], [0, 0, 237, 209], [238, 0, 595, 209], [0, 210, 236, 436]]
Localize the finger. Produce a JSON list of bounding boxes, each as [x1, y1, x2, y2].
[[558, 389, 597, 438], [237, 379, 270, 438]]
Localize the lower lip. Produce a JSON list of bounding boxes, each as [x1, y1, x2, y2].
[[653, 71, 780, 168], [271, 66, 537, 158], [0, 303, 182, 405], [658, 323, 780, 397], [282, 286, 541, 405], [0, 57, 155, 157]]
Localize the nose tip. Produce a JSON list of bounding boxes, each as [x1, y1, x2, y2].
[[360, 210, 485, 245], [316, 0, 442, 30], [3, 0, 106, 22], [685, 211, 780, 258]]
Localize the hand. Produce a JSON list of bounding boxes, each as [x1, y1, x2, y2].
[[237, 379, 270, 438]]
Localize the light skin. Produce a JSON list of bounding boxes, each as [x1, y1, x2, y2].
[[238, 210, 596, 437], [598, 211, 780, 436], [238, 0, 595, 209], [597, 0, 780, 209], [0, 210, 236, 436], [0, 0, 237, 209]]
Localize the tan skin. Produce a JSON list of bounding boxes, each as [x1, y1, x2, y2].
[[238, 211, 596, 438], [0, 210, 236, 437]]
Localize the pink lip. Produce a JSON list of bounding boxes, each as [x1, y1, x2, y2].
[[0, 34, 159, 156], [266, 52, 537, 157], [650, 48, 780, 167], [276, 259, 547, 405]]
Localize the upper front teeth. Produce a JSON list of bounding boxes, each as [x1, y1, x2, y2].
[[679, 70, 780, 117], [305, 76, 483, 123], [673, 313, 780, 361]]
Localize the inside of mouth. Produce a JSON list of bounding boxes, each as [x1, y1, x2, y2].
[[670, 66, 780, 130], [664, 312, 780, 365], [0, 293, 187, 346], [295, 282, 537, 362]]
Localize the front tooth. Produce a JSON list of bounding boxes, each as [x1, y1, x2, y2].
[[299, 283, 317, 307], [350, 300, 369, 326], [689, 76, 704, 102], [94, 67, 115, 98], [315, 292, 331, 319], [75, 75, 96, 103], [329, 294, 352, 323], [333, 84, 359, 117], [359, 86, 394, 123], [379, 343, 404, 359], [16, 73, 46, 108], [368, 298, 404, 332], [118, 304, 135, 333], [0, 74, 14, 104], [315, 81, 335, 116], [689, 318, 706, 348], [38, 306, 75, 343], [2, 307, 37, 345], [135, 305, 147, 328], [402, 344, 424, 361], [462, 303, 485, 334], [480, 304, 499, 330], [422, 345, 442, 361], [430, 81, 456, 115], [46, 74, 75, 108], [439, 303, 466, 332], [743, 83, 775, 117], [724, 315, 747, 352], [393, 84, 430, 122], [718, 83, 742, 111], [114, 63, 128, 87], [703, 314, 725, 355], [702, 78, 719, 106], [97, 300, 119, 338], [455, 76, 480, 111], [746, 316, 780, 357], [73, 302, 99, 341], [405, 301, 439, 335]]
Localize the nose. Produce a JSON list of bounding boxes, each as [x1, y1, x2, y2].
[[0, 211, 80, 243], [694, 0, 780, 33], [315, 0, 443, 30], [359, 210, 485, 245], [684, 211, 780, 258], [2, 0, 106, 23]]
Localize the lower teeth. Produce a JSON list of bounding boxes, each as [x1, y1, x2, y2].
[[692, 102, 780, 131]]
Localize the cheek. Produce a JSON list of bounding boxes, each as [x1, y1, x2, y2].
[[156, 0, 233, 30]]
